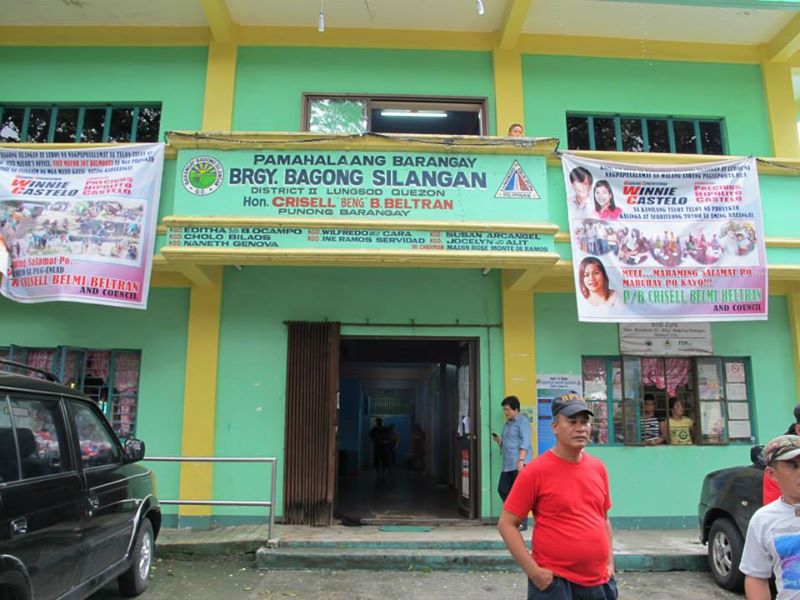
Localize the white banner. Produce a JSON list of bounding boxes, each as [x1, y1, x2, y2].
[[0, 144, 164, 308], [562, 155, 767, 322], [619, 322, 713, 356]]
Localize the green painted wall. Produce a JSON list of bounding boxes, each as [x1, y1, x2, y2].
[[759, 175, 800, 237], [234, 48, 496, 133], [523, 56, 771, 157], [534, 292, 795, 520], [213, 265, 505, 519], [0, 290, 190, 502], [0, 47, 207, 139]]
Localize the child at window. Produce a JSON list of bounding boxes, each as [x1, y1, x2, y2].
[[668, 399, 694, 445], [641, 395, 666, 445]]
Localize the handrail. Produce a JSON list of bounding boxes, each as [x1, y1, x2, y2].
[[144, 456, 277, 543]]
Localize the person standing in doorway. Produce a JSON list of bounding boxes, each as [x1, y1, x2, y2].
[[492, 395, 532, 530], [387, 424, 399, 470], [369, 418, 391, 479], [498, 393, 617, 600]]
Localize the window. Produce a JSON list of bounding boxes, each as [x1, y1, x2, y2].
[[582, 355, 752, 446], [0, 396, 71, 482], [1, 346, 142, 437], [566, 114, 726, 155], [71, 401, 121, 468], [0, 104, 162, 144], [368, 389, 415, 416], [304, 94, 486, 136]]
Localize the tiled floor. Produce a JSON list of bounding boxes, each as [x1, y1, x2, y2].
[[335, 466, 465, 523]]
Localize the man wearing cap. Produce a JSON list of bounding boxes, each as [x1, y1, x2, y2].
[[492, 395, 533, 530], [741, 435, 800, 599], [763, 405, 800, 505], [498, 393, 616, 600]]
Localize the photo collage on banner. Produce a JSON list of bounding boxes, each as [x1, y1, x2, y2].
[[561, 154, 767, 323], [0, 144, 164, 309]]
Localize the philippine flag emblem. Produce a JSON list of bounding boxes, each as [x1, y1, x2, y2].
[[495, 160, 540, 199]]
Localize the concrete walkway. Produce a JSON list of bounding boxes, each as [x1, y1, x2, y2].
[[156, 524, 710, 573]]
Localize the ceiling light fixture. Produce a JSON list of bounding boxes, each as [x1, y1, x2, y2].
[[476, 0, 485, 16], [318, 0, 325, 32], [381, 109, 448, 118]]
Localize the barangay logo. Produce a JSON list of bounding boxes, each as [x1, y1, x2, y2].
[[182, 156, 223, 196], [495, 160, 540, 199]]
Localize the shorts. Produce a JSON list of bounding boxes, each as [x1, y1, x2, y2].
[[527, 576, 618, 600]]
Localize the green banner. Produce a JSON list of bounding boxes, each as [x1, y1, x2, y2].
[[166, 225, 554, 253], [175, 149, 548, 224]]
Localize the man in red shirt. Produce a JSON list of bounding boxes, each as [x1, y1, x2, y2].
[[498, 393, 617, 600], [763, 405, 800, 504]]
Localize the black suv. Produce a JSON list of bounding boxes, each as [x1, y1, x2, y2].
[[0, 361, 160, 599], [698, 446, 764, 592]]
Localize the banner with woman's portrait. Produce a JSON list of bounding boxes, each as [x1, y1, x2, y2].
[[562, 154, 766, 322]]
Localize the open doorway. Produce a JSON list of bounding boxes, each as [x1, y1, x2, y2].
[[336, 336, 479, 524]]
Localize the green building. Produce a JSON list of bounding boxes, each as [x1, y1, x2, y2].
[[1, 0, 800, 529]]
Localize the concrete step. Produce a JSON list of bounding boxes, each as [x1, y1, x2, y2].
[[256, 546, 708, 573], [277, 539, 508, 550]]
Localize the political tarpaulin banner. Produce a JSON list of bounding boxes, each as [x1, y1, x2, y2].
[[562, 154, 766, 323], [0, 144, 164, 309]]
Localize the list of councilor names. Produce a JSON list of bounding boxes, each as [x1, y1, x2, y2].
[[167, 227, 551, 253]]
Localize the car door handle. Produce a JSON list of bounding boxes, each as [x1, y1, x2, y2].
[[88, 495, 100, 515], [10, 518, 27, 536]]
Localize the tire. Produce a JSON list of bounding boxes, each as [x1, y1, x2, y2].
[[708, 517, 745, 592], [118, 518, 154, 597]]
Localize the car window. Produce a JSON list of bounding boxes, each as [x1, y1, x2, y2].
[[71, 401, 121, 468], [3, 396, 70, 480], [0, 395, 20, 483]]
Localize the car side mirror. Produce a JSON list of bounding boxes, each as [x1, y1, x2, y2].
[[123, 438, 146, 464], [751, 445, 765, 468]]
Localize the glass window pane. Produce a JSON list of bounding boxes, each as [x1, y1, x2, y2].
[[71, 401, 121, 468], [0, 107, 24, 142], [582, 358, 608, 445], [611, 361, 623, 443], [699, 122, 724, 155], [108, 107, 133, 142], [53, 108, 78, 143], [308, 98, 367, 134], [641, 357, 668, 446], [697, 358, 727, 444], [593, 117, 616, 151], [83, 351, 111, 415], [108, 351, 141, 437], [646, 119, 670, 153], [27, 108, 52, 143], [0, 397, 20, 482], [81, 108, 107, 143], [8, 397, 70, 478], [723, 359, 751, 441], [620, 118, 644, 152], [674, 120, 697, 154], [666, 358, 695, 444], [135, 107, 161, 142], [622, 356, 643, 444], [567, 116, 590, 150], [642, 358, 666, 392]]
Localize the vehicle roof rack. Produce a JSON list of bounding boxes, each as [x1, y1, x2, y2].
[[0, 358, 61, 383]]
